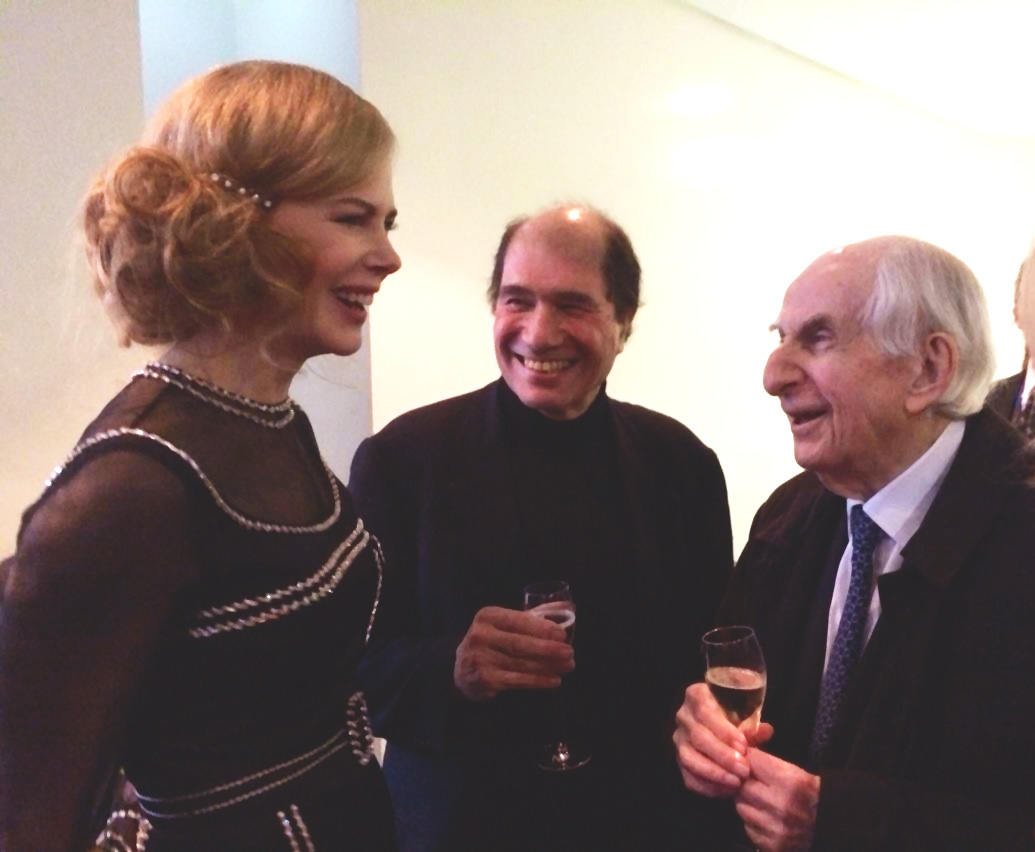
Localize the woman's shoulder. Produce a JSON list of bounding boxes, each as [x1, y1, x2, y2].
[[78, 372, 174, 438], [19, 378, 206, 545], [67, 371, 274, 490], [10, 441, 201, 608]]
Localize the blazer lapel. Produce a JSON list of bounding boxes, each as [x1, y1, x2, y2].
[[759, 489, 846, 763], [444, 381, 527, 611], [607, 400, 699, 641], [985, 371, 1023, 423], [608, 403, 660, 599], [833, 411, 1018, 772], [780, 518, 847, 764]]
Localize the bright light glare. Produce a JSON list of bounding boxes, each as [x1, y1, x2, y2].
[[668, 83, 734, 120]]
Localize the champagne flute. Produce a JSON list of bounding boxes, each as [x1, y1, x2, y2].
[[523, 580, 591, 771], [702, 626, 767, 731]]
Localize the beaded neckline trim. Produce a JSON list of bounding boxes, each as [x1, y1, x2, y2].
[[44, 428, 341, 535], [134, 362, 296, 429]]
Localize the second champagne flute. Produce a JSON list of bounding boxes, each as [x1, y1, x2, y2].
[[523, 580, 591, 771]]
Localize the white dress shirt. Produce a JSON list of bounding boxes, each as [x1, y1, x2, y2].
[[822, 419, 966, 672], [1021, 361, 1035, 410]]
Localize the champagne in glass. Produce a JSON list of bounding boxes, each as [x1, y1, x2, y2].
[[523, 580, 590, 771], [702, 626, 767, 729]]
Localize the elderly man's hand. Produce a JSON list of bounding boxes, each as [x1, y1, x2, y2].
[[736, 748, 820, 852], [453, 606, 574, 702], [673, 682, 766, 797]]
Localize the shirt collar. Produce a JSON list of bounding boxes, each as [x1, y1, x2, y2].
[[1022, 360, 1035, 407], [846, 419, 965, 551]]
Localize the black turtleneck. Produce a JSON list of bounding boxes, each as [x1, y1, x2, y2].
[[496, 380, 635, 770], [497, 379, 627, 596]]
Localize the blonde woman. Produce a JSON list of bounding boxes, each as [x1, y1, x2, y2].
[[0, 61, 401, 850]]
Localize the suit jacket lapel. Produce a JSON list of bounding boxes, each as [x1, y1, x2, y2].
[[985, 371, 1023, 422], [781, 518, 847, 764], [728, 480, 845, 763], [444, 381, 526, 610], [608, 399, 701, 643], [832, 411, 1020, 772], [608, 402, 659, 601], [765, 490, 846, 763]]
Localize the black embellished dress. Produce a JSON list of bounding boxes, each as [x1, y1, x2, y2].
[[0, 364, 396, 851]]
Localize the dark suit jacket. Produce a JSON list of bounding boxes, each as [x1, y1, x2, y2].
[[720, 409, 1035, 851], [986, 370, 1023, 422], [350, 380, 733, 851]]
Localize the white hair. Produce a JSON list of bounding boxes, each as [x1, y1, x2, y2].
[[860, 237, 995, 419]]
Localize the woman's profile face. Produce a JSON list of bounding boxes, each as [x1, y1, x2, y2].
[[266, 159, 401, 365]]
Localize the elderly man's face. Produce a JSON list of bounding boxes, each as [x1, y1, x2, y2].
[[762, 249, 920, 499], [493, 223, 625, 420]]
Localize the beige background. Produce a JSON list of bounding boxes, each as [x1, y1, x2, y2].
[[357, 0, 1035, 552], [4, 1, 1035, 555], [2, 0, 149, 551]]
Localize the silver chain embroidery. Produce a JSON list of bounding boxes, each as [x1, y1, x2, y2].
[[366, 536, 385, 645], [276, 804, 316, 852], [193, 521, 364, 620], [137, 367, 295, 428], [135, 360, 293, 414], [189, 529, 370, 638], [43, 428, 341, 535], [135, 693, 373, 820], [346, 692, 376, 766], [292, 805, 315, 851], [138, 737, 351, 819], [137, 728, 345, 806], [96, 809, 152, 852], [279, 809, 303, 852]]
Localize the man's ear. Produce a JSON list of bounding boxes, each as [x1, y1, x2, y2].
[[905, 332, 958, 415], [616, 318, 632, 352]]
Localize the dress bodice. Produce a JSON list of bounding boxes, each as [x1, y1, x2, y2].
[[12, 366, 394, 850]]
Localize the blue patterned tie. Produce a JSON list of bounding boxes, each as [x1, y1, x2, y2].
[[808, 505, 884, 766]]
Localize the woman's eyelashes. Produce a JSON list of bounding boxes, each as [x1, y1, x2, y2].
[[333, 212, 368, 227], [332, 211, 397, 233]]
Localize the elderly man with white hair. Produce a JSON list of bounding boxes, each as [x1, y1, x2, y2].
[[675, 236, 1035, 851]]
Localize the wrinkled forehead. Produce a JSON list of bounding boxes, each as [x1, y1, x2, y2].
[[777, 245, 878, 327]]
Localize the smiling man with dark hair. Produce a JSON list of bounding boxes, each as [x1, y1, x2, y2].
[[351, 203, 733, 851]]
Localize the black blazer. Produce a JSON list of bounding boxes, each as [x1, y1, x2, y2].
[[350, 381, 733, 850], [986, 370, 1023, 422], [721, 409, 1035, 851]]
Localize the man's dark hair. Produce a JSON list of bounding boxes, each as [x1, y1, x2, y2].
[[487, 207, 642, 341]]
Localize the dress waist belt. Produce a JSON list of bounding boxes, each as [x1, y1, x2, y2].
[[133, 691, 374, 820]]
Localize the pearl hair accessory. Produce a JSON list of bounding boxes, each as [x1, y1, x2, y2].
[[208, 172, 275, 209]]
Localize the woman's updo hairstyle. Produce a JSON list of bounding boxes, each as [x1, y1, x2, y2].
[[82, 60, 395, 345]]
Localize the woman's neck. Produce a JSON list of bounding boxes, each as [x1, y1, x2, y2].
[[159, 335, 300, 403]]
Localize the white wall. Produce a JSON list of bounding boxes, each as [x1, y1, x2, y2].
[[1, 0, 147, 552], [1, 1, 371, 553], [137, 0, 369, 483], [358, 0, 1035, 553], [6, 1, 1034, 556]]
